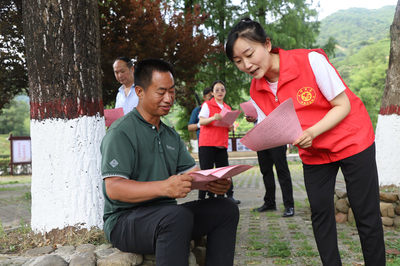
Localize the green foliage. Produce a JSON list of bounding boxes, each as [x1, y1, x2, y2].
[[0, 98, 30, 136], [0, 0, 28, 112], [0, 134, 10, 156], [317, 6, 395, 60], [316, 6, 395, 130], [0, 157, 10, 174], [335, 39, 390, 129], [235, 116, 255, 135], [243, 0, 320, 49]]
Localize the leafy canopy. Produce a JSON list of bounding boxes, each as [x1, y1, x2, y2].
[[0, 0, 27, 112]]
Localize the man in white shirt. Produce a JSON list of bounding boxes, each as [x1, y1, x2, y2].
[[113, 57, 139, 114]]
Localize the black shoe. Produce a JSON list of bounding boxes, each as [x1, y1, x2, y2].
[[282, 207, 294, 217], [228, 196, 241, 204], [253, 203, 277, 212]]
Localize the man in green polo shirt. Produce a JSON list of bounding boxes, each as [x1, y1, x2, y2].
[[100, 59, 239, 266]]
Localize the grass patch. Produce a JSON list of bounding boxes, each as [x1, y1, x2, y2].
[[338, 231, 348, 240], [0, 175, 31, 185], [247, 239, 266, 250], [273, 258, 294, 265], [294, 200, 303, 209], [295, 240, 319, 257], [292, 231, 306, 240], [245, 251, 264, 257], [266, 240, 291, 257], [0, 186, 27, 191], [287, 223, 299, 230], [343, 238, 362, 253], [386, 237, 400, 263], [265, 212, 281, 218]]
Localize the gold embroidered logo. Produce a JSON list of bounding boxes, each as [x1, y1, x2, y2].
[[297, 87, 316, 105]]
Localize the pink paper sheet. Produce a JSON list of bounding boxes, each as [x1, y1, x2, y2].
[[240, 100, 258, 118], [240, 98, 302, 151], [190, 164, 253, 190], [213, 109, 241, 127], [104, 108, 124, 127]]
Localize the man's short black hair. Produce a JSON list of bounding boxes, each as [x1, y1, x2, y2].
[[134, 59, 175, 90], [203, 87, 212, 96]]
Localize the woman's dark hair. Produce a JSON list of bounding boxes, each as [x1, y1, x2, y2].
[[211, 80, 226, 90], [114, 56, 134, 68], [134, 59, 175, 90], [225, 17, 270, 61]]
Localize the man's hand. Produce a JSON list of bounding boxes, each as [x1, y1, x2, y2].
[[163, 174, 193, 199], [206, 178, 232, 195]]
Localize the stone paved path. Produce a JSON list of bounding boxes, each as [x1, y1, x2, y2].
[[179, 163, 374, 265], [2, 163, 400, 265]]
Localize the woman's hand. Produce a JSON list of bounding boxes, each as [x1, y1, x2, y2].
[[213, 113, 222, 121], [293, 129, 315, 149], [293, 91, 351, 149]]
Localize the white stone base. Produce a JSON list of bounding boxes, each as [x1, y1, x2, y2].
[[30, 115, 106, 232], [376, 114, 400, 186]]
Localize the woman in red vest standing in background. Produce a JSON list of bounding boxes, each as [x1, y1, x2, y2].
[[225, 18, 385, 266], [198, 80, 240, 204]]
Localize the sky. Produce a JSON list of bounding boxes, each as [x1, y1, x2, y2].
[[315, 0, 398, 19]]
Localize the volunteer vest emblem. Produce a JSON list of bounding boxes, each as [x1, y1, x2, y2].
[[297, 87, 316, 105]]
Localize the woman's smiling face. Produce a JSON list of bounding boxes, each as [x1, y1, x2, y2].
[[212, 82, 226, 103]]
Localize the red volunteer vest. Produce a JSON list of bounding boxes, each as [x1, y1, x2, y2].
[[199, 98, 231, 148], [250, 48, 374, 164]]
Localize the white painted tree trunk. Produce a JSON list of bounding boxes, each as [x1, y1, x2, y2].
[[376, 1, 400, 186], [23, 0, 104, 232], [376, 115, 400, 186], [30, 116, 105, 231]]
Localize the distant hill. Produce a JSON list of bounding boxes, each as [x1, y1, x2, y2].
[[317, 5, 395, 59]]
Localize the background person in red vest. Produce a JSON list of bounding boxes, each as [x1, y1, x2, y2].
[[198, 80, 240, 204], [225, 18, 385, 266]]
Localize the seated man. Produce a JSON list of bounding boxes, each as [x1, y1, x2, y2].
[[100, 58, 239, 266]]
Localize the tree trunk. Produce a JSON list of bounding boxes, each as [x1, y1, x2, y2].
[[22, 0, 105, 231], [375, 1, 400, 186]]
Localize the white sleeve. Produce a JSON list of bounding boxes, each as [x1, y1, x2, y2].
[[308, 52, 346, 101], [250, 99, 266, 123], [115, 92, 122, 108], [198, 103, 210, 118]]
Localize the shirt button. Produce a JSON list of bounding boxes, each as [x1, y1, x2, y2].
[[152, 126, 155, 129]]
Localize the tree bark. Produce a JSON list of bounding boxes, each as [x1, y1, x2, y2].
[[375, 1, 400, 186], [22, 0, 105, 231]]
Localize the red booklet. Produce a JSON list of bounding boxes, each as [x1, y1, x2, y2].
[[104, 108, 124, 127], [213, 109, 241, 128], [190, 165, 253, 190]]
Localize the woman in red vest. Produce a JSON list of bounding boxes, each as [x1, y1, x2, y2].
[[225, 18, 385, 266], [198, 80, 240, 204]]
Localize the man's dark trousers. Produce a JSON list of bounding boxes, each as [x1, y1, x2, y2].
[[257, 145, 294, 208], [110, 198, 239, 266]]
